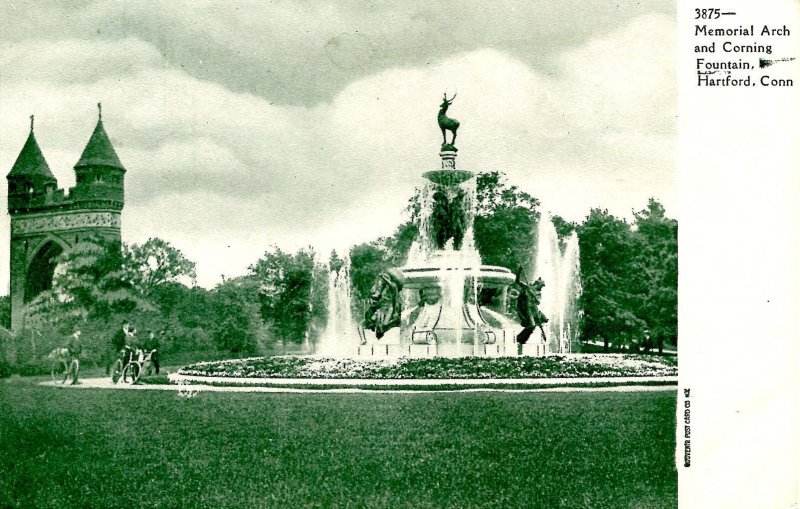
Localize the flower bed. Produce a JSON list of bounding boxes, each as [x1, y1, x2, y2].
[[178, 354, 677, 380]]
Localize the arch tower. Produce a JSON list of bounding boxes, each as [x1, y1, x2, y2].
[[6, 105, 126, 329]]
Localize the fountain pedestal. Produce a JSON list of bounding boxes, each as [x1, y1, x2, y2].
[[356, 146, 547, 359], [423, 150, 473, 185]]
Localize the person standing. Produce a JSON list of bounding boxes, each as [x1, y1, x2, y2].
[[143, 329, 160, 374], [107, 319, 131, 374], [67, 329, 82, 385]]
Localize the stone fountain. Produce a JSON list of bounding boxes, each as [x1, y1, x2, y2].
[[357, 93, 548, 358], [313, 93, 582, 358]]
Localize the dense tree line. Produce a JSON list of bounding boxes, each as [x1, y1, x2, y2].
[[0, 237, 206, 374], [577, 200, 677, 351], [0, 237, 335, 376]]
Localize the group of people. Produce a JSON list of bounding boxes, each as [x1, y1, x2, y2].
[[106, 319, 161, 377], [57, 319, 161, 385]]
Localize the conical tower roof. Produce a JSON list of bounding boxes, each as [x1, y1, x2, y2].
[[7, 119, 54, 179], [74, 105, 124, 171]]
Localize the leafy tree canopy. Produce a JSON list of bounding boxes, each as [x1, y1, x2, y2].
[[25, 236, 150, 326], [577, 201, 677, 350], [123, 238, 197, 293], [0, 296, 10, 330], [209, 276, 264, 353], [473, 171, 540, 269], [250, 247, 323, 345], [551, 215, 578, 241]]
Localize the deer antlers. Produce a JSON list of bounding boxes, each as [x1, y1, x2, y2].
[[443, 91, 457, 103]]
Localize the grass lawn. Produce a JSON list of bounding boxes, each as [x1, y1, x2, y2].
[[0, 380, 676, 509]]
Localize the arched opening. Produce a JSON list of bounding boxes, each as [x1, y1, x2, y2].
[[24, 241, 64, 303]]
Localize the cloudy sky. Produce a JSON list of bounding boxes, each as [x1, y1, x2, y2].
[[1, 0, 676, 290]]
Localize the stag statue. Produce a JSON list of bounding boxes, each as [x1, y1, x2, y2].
[[437, 92, 460, 149]]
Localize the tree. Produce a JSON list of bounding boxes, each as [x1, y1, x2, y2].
[[17, 236, 152, 370], [25, 236, 150, 325], [577, 209, 645, 351], [0, 327, 13, 377], [0, 295, 10, 330], [630, 199, 678, 348], [473, 171, 540, 269], [307, 257, 329, 346], [382, 222, 418, 266], [329, 250, 344, 273], [551, 215, 578, 242], [150, 283, 212, 328], [250, 247, 318, 345], [123, 238, 196, 293], [209, 277, 265, 353]]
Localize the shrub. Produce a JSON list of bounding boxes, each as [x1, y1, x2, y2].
[[0, 328, 13, 378]]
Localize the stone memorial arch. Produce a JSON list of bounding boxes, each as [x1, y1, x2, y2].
[[6, 105, 126, 329]]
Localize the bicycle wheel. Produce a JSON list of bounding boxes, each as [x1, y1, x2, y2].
[[111, 359, 124, 384], [122, 363, 140, 385], [52, 360, 68, 384]]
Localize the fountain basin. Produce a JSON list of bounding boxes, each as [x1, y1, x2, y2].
[[401, 264, 515, 343], [400, 265, 516, 288], [423, 169, 474, 186], [355, 261, 537, 358]]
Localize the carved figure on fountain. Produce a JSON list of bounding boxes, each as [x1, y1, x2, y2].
[[430, 186, 468, 250], [353, 94, 559, 358], [364, 269, 405, 339], [512, 267, 549, 345]]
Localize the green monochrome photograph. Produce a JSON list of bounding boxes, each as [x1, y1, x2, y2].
[[0, 1, 687, 508]]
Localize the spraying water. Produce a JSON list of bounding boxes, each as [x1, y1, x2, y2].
[[531, 214, 583, 353], [408, 182, 438, 264], [401, 172, 487, 356], [317, 255, 358, 356]]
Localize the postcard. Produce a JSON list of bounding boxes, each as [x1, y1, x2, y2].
[[0, 1, 796, 508]]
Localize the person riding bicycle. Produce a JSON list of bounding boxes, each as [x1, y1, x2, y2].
[[66, 329, 82, 385]]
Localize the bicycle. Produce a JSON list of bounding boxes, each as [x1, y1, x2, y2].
[[110, 345, 133, 384], [47, 347, 69, 384], [125, 348, 158, 384], [111, 347, 157, 385]]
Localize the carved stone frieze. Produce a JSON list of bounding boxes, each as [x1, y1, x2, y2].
[[11, 211, 120, 236]]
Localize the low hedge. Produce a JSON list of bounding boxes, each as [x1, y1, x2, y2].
[[169, 379, 678, 391], [179, 354, 677, 380]]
